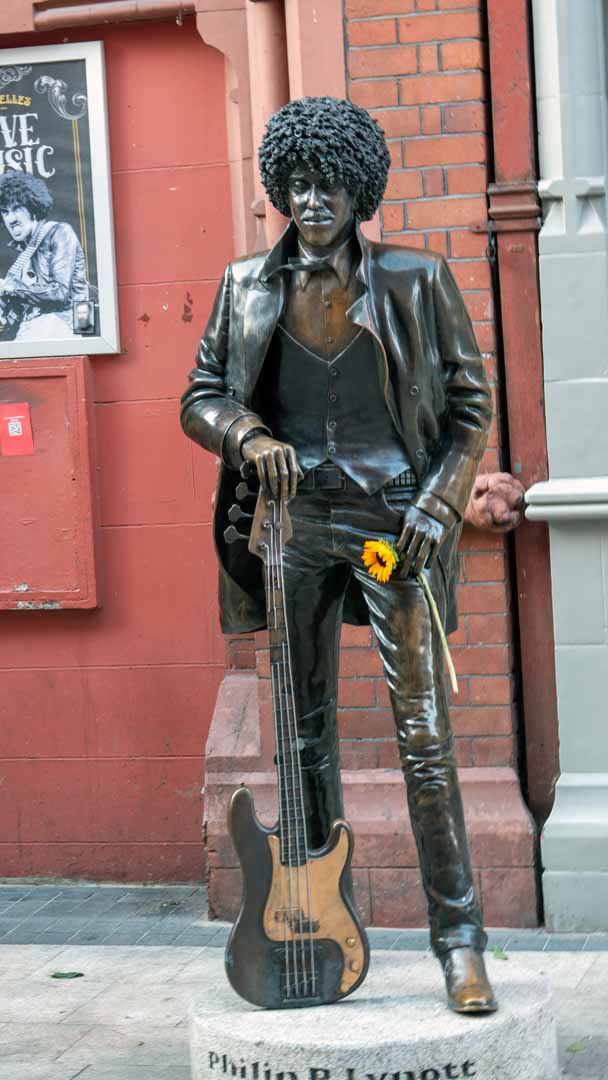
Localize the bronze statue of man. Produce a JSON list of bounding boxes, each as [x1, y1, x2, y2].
[[181, 96, 496, 1013]]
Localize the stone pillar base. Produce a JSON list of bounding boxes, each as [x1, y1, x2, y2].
[[541, 772, 608, 931], [204, 674, 538, 927], [190, 951, 558, 1080]]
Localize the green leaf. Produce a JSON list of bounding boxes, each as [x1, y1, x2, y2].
[[566, 1041, 588, 1054], [50, 971, 84, 979], [492, 947, 509, 960]]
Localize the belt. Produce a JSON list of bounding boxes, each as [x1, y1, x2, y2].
[[298, 465, 360, 492], [298, 464, 418, 493]]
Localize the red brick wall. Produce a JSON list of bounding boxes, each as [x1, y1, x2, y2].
[[337, 0, 517, 771]]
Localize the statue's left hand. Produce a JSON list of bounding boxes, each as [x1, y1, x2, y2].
[[396, 504, 448, 578]]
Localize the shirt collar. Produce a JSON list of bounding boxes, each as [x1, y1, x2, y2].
[[296, 233, 355, 290], [259, 218, 370, 291]]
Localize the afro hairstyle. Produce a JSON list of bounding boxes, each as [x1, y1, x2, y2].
[[0, 171, 53, 220], [258, 96, 390, 222]]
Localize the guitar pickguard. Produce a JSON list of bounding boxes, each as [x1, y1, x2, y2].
[[263, 825, 367, 997]]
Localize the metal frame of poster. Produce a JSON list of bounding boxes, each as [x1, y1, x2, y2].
[[0, 41, 119, 359]]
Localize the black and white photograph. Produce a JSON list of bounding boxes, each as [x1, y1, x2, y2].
[[0, 41, 119, 358]]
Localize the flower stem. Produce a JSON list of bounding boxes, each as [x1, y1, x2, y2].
[[417, 573, 459, 695]]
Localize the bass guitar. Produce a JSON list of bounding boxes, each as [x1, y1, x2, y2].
[[223, 478, 370, 1009]]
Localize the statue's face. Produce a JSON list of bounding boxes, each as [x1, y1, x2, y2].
[[288, 166, 354, 248]]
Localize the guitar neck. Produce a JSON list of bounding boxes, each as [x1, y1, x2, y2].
[[263, 500, 309, 867]]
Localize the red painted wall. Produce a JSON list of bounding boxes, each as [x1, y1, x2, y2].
[[0, 18, 230, 881]]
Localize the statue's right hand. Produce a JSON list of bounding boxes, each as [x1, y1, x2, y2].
[[241, 434, 303, 500]]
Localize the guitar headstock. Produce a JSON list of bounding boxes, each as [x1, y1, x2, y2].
[[249, 488, 293, 565]]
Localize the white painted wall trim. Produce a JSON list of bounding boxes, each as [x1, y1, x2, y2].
[[526, 479, 608, 521]]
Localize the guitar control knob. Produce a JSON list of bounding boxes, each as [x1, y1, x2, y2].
[[346, 936, 356, 948], [349, 960, 361, 973]]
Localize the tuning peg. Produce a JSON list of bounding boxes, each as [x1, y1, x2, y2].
[[224, 525, 249, 545], [240, 460, 258, 480], [235, 481, 256, 502], [228, 504, 252, 524]]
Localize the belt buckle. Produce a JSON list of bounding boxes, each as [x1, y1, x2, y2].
[[316, 465, 344, 491]]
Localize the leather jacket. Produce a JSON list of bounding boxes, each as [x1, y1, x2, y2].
[[181, 221, 492, 634]]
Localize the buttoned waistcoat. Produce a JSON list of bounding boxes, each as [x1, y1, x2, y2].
[[180, 221, 492, 635]]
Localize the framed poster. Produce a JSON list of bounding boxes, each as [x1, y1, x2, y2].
[[0, 41, 119, 358]]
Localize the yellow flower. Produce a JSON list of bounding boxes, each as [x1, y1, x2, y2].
[[361, 539, 399, 583]]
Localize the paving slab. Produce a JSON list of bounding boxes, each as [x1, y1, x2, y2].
[[65, 980, 202, 1027], [0, 943, 69, 977], [0, 1066, 79, 1080], [63, 1067, 193, 1080], [0, 944, 605, 1079], [54, 1020, 189, 1070], [32, 944, 200, 984], [136, 929, 186, 945], [0, 977, 108, 1024], [0, 1020, 93, 1063]]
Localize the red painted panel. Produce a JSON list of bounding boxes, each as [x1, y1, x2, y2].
[[192, 445, 219, 525], [0, 843, 203, 883], [0, 665, 223, 758], [102, 20, 228, 172], [0, 0, 33, 34], [112, 164, 232, 286], [96, 400, 198, 526], [0, 358, 99, 609], [0, 759, 203, 842], [93, 281, 218, 403]]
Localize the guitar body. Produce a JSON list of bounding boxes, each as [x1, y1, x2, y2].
[[225, 785, 369, 1009]]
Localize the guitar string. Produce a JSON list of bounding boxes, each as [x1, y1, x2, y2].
[[276, 498, 317, 996], [270, 661, 291, 998], [267, 535, 292, 1000], [270, 500, 304, 996], [275, 499, 310, 996]]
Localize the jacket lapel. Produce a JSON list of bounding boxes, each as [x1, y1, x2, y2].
[[242, 222, 295, 401], [346, 225, 380, 336], [348, 226, 403, 437]]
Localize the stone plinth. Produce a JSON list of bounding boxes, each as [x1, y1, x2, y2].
[[190, 951, 558, 1080]]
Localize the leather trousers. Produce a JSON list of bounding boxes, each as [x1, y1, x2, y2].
[[281, 483, 487, 957]]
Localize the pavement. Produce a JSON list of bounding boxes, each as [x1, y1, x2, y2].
[[1, 883, 607, 1080]]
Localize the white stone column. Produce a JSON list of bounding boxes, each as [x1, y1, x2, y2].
[[528, 0, 608, 929]]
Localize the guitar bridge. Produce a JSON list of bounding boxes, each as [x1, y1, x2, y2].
[[270, 942, 327, 1007], [279, 970, 321, 1006]]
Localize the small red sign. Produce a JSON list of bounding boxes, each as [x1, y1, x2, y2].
[[0, 402, 34, 456]]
